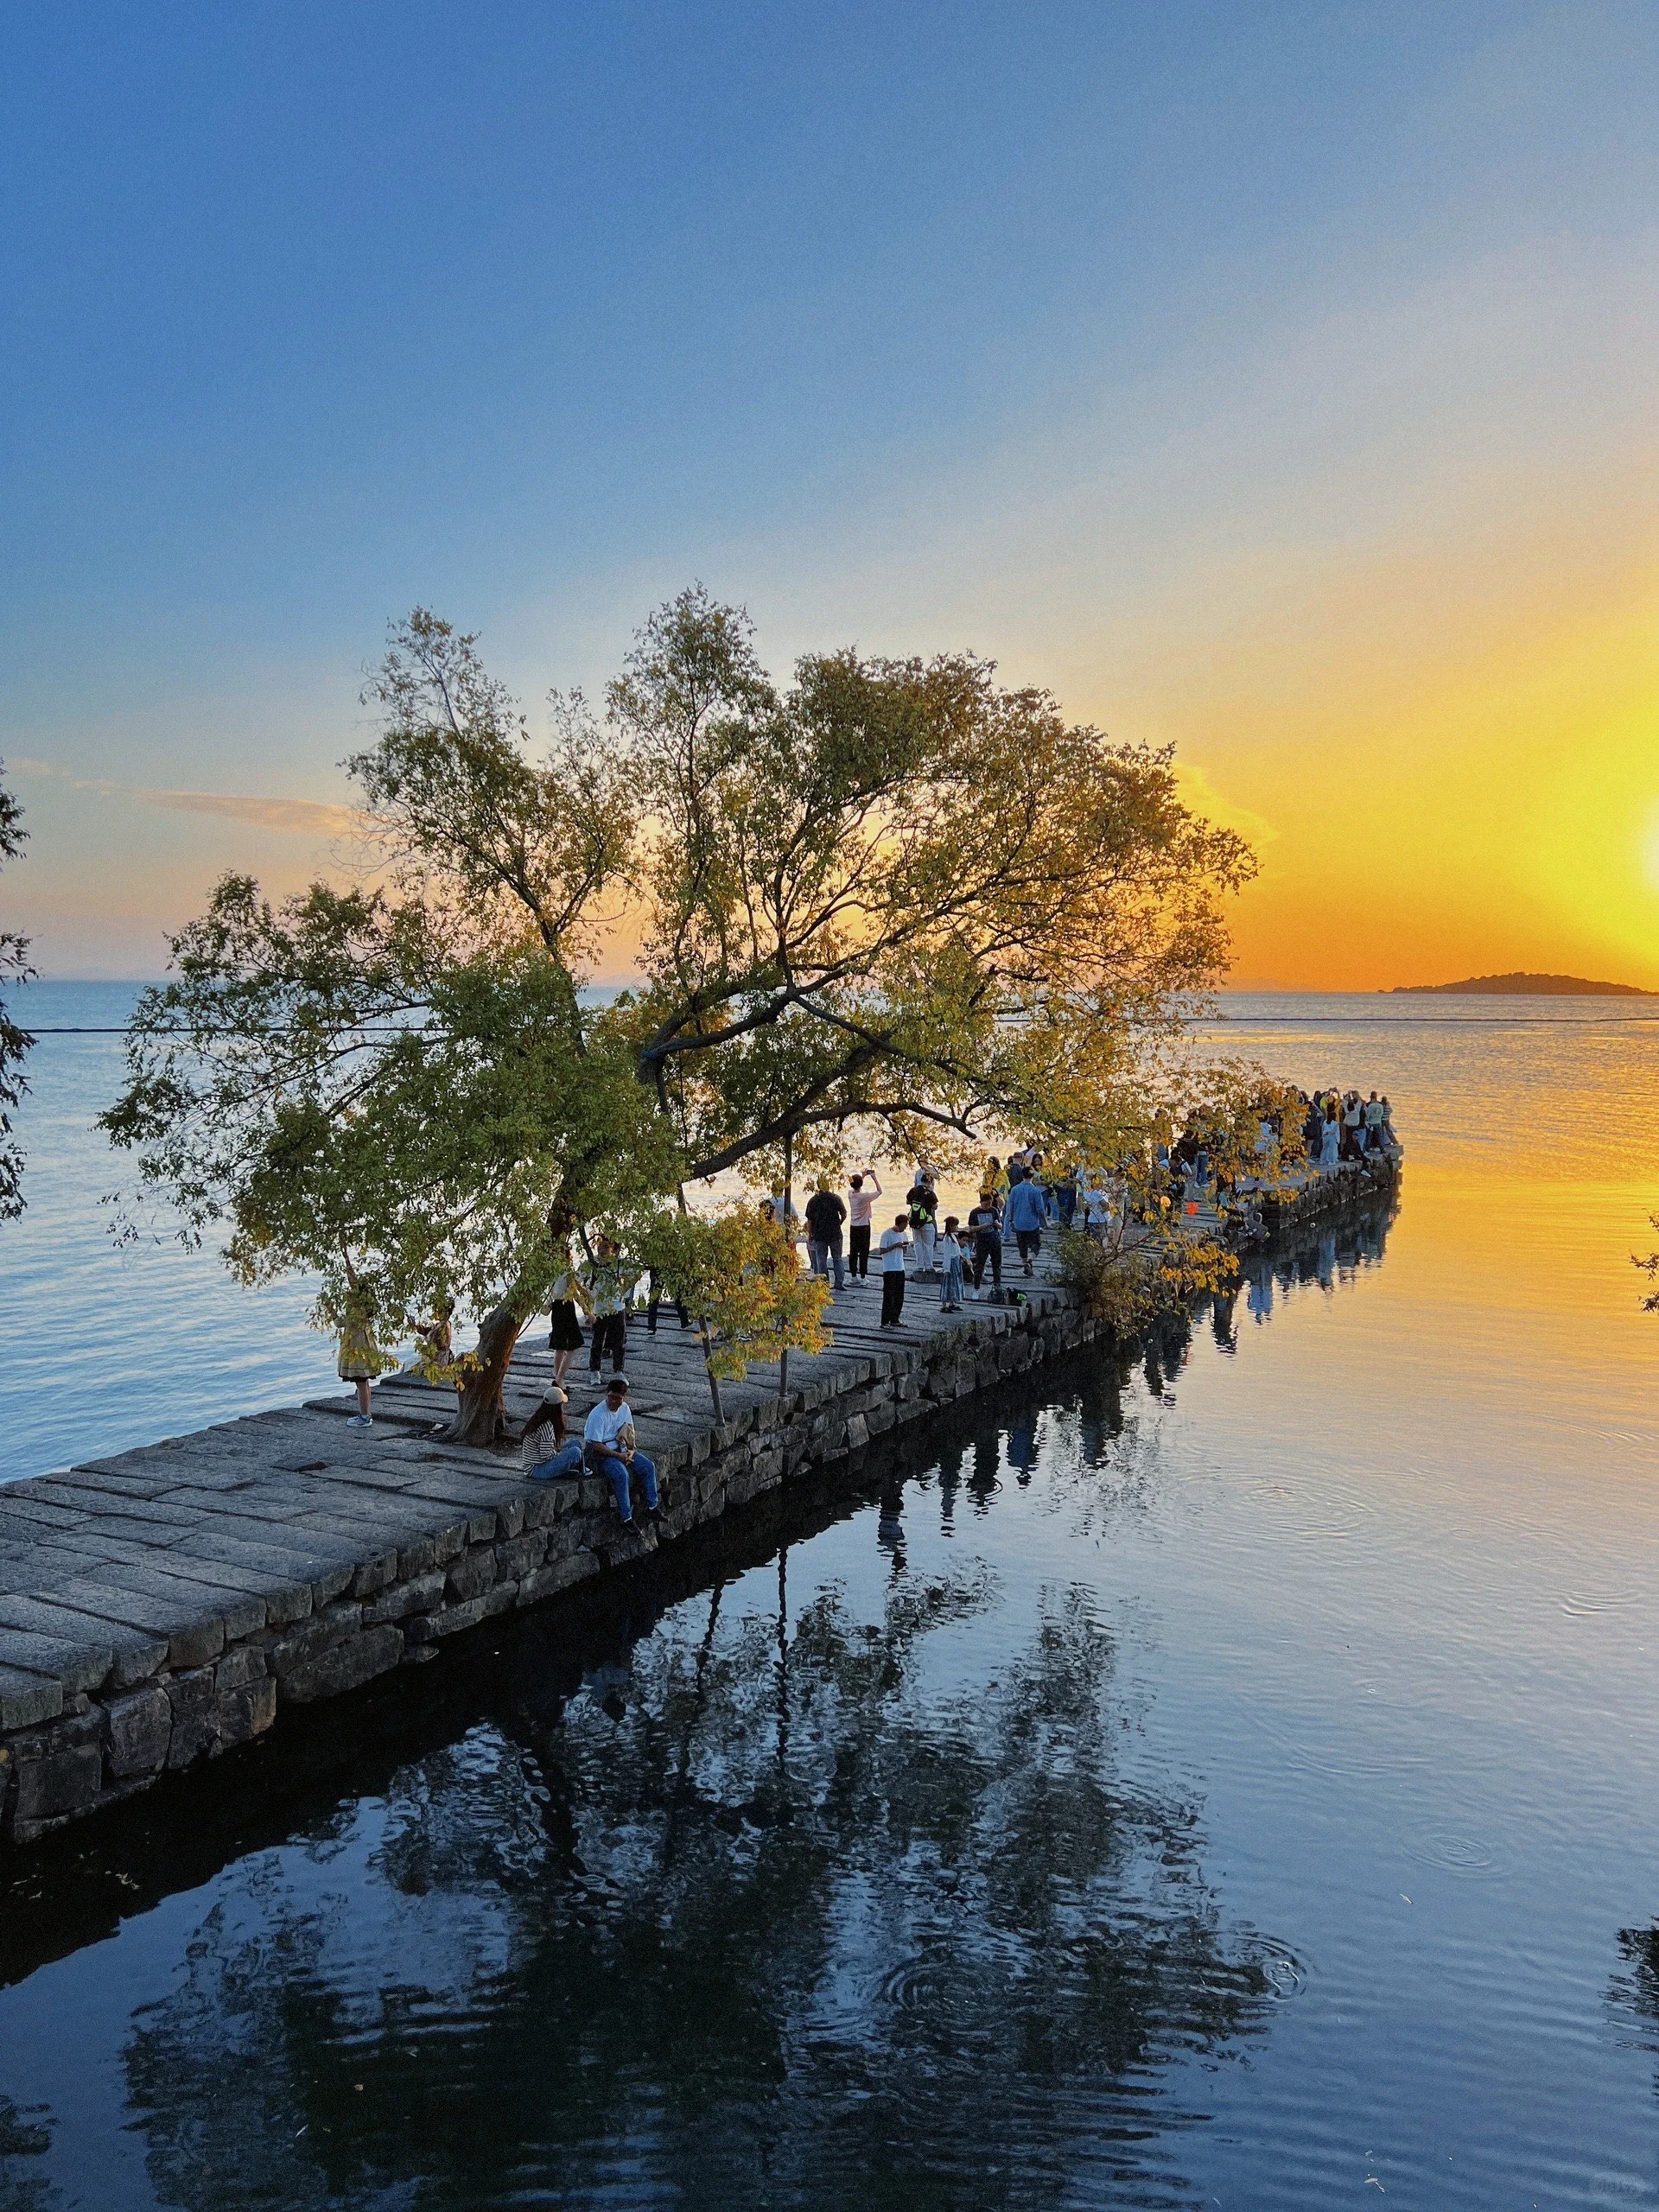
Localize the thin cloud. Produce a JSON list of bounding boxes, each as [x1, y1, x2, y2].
[[1173, 763, 1278, 854], [10, 758, 359, 836], [141, 789, 361, 835]]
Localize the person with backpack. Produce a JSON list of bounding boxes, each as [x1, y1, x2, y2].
[[906, 1169, 939, 1278]]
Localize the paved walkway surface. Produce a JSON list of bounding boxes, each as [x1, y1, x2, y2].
[[0, 1254, 1067, 1731]]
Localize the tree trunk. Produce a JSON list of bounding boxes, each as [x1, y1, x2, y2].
[[778, 1131, 793, 1408], [701, 1329, 726, 1423], [446, 1301, 524, 1447]]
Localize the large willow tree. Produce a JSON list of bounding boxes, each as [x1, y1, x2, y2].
[[105, 589, 1253, 1441]]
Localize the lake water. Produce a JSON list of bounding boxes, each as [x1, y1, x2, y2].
[[2, 988, 1658, 2208]]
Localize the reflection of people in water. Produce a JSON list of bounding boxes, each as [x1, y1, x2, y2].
[[1006, 1409, 1038, 1485], [877, 1477, 906, 1573]]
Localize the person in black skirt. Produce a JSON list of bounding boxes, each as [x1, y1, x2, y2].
[[545, 1249, 586, 1383]]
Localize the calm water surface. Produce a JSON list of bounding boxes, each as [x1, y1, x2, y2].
[[1, 988, 1658, 2207]]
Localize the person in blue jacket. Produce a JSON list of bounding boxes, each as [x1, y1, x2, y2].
[[1002, 1173, 1048, 1277]]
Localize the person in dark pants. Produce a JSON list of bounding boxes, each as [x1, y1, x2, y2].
[[642, 1265, 691, 1334], [967, 1190, 1002, 1293], [846, 1168, 880, 1279], [582, 1234, 631, 1376], [804, 1181, 848, 1291], [1002, 1174, 1047, 1276], [878, 1213, 911, 1327]]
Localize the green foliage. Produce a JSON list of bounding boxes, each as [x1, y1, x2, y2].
[[102, 870, 675, 1356], [1058, 1224, 1237, 1338], [102, 593, 1258, 1402], [0, 760, 34, 1220], [1635, 1216, 1659, 1313], [613, 588, 1256, 1184], [642, 1205, 831, 1381]]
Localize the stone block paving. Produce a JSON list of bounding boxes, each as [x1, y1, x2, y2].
[[0, 1250, 1080, 1844]]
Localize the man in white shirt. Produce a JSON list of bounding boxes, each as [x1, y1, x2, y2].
[[878, 1213, 911, 1328], [582, 1374, 658, 1524]]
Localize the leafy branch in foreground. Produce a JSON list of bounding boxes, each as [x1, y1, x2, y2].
[[0, 760, 35, 1219], [1635, 1216, 1659, 1313], [102, 594, 1258, 1445]]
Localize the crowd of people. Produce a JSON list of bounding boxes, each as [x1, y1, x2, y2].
[[340, 1102, 1399, 1513]]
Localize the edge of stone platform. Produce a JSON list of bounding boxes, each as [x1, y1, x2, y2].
[[0, 1155, 1398, 1846]]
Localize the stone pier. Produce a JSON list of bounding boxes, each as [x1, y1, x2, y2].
[[0, 1154, 1400, 1845]]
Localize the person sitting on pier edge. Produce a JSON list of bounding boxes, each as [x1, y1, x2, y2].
[[967, 1188, 1002, 1293], [520, 1388, 583, 1483], [804, 1179, 848, 1292], [846, 1166, 880, 1278], [583, 1373, 658, 1523], [1002, 1170, 1048, 1276], [879, 1211, 911, 1327]]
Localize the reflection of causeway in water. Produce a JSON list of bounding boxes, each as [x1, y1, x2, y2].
[[0, 1231, 1371, 2209], [1187, 1192, 1398, 1374], [85, 1576, 1283, 2212]]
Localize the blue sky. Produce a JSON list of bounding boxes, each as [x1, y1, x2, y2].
[[2, 3, 1655, 979]]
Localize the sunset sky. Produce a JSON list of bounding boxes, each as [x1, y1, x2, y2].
[[1, 2, 1655, 988]]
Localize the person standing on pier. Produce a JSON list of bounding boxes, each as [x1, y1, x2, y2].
[[879, 1211, 912, 1327], [846, 1167, 881, 1279], [338, 1289, 390, 1430], [967, 1189, 1002, 1293], [1342, 1090, 1363, 1159], [906, 1169, 939, 1277], [583, 1374, 658, 1524], [582, 1235, 632, 1378], [545, 1245, 586, 1383], [804, 1179, 848, 1292], [938, 1217, 965, 1310], [1002, 1170, 1048, 1276], [1319, 1103, 1341, 1170]]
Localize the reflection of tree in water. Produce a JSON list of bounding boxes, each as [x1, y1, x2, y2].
[[0, 2099, 60, 2212], [123, 1565, 1278, 2211], [1611, 1924, 1659, 2067]]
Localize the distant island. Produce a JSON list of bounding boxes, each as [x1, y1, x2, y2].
[[1389, 972, 1656, 997]]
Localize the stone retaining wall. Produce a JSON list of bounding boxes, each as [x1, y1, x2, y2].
[[0, 1297, 1108, 1844], [0, 1155, 1397, 1847]]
